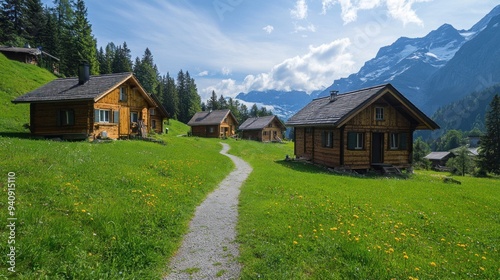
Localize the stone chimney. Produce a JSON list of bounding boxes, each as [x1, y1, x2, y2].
[[329, 90, 339, 102], [78, 61, 90, 85]]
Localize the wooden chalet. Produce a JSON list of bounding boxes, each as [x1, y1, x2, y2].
[[286, 84, 440, 171], [0, 46, 60, 74], [12, 64, 169, 140], [424, 151, 455, 169], [187, 109, 238, 138], [239, 115, 286, 142]]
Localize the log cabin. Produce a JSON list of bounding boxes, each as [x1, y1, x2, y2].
[[187, 109, 238, 138], [286, 84, 440, 171], [0, 46, 60, 74], [12, 63, 169, 140], [239, 115, 286, 142]]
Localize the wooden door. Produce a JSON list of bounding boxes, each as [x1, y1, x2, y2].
[[372, 132, 384, 164], [119, 107, 130, 136]]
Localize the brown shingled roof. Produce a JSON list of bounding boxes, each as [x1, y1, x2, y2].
[[239, 115, 285, 131], [286, 84, 439, 130], [187, 109, 238, 126], [12, 72, 140, 103]]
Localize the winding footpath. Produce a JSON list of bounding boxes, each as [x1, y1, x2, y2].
[[165, 143, 252, 280]]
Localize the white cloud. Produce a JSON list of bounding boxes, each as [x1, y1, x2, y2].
[[291, 0, 308, 20], [294, 23, 316, 33], [221, 67, 231, 76], [263, 25, 274, 34], [386, 0, 430, 26], [321, 0, 427, 26], [204, 39, 355, 98], [198, 70, 209, 77]]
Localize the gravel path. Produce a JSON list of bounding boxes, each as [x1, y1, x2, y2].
[[164, 143, 252, 280]]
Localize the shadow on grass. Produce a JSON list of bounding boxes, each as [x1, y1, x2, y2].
[[0, 132, 33, 139], [276, 159, 411, 180]]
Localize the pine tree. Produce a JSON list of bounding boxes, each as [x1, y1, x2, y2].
[[207, 90, 219, 111], [478, 94, 500, 174], [24, 0, 45, 46], [186, 71, 201, 118], [0, 0, 26, 45], [250, 104, 259, 117], [446, 146, 474, 176], [133, 48, 159, 94], [163, 73, 178, 119], [413, 136, 431, 169], [70, 0, 98, 75], [53, 0, 74, 75], [112, 42, 132, 73], [176, 70, 188, 123]]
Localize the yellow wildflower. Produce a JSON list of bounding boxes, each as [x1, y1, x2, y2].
[[430, 262, 437, 267]]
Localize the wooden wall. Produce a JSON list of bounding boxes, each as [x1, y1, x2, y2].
[[241, 130, 262, 141], [191, 125, 219, 138], [312, 128, 341, 167], [30, 101, 93, 139], [293, 100, 414, 169]]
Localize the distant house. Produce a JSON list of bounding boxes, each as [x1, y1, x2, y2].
[[286, 84, 440, 170], [239, 115, 286, 142], [12, 63, 169, 140], [187, 109, 238, 138], [0, 46, 60, 74], [424, 152, 455, 169]]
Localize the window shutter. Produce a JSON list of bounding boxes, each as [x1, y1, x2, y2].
[[347, 132, 356, 149], [113, 111, 119, 124], [68, 110, 75, 125], [56, 111, 61, 126], [321, 131, 326, 147], [94, 109, 100, 123], [400, 133, 408, 150]]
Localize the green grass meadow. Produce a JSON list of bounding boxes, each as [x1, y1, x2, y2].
[[1, 54, 499, 279], [0, 122, 233, 279], [228, 140, 500, 279]]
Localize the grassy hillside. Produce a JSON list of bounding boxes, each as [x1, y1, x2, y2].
[[0, 53, 56, 132], [228, 140, 500, 279], [0, 125, 234, 279]]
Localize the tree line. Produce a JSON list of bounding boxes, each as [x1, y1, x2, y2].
[[0, 0, 201, 123], [412, 94, 500, 176], [0, 0, 273, 125]]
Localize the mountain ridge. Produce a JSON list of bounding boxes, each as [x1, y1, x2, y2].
[[235, 4, 500, 121]]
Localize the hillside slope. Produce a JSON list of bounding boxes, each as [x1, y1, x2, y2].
[[0, 53, 56, 132]]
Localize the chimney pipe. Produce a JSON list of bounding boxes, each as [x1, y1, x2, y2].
[[330, 90, 339, 102], [78, 61, 90, 85]]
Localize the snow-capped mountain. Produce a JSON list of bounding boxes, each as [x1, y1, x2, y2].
[[235, 89, 322, 119], [236, 5, 500, 119]]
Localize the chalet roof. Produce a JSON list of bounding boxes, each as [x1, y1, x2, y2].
[[285, 84, 439, 130], [0, 46, 41, 56], [12, 72, 153, 104], [424, 151, 454, 160], [187, 109, 237, 126], [239, 115, 285, 131]]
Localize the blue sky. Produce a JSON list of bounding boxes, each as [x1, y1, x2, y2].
[[42, 0, 499, 100]]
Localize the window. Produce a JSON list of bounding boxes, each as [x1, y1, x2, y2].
[[130, 112, 138, 123], [119, 87, 127, 101], [57, 109, 74, 126], [209, 127, 214, 133], [375, 107, 384, 120], [347, 132, 364, 150], [149, 108, 155, 115], [322, 131, 334, 148], [389, 133, 408, 150], [95, 109, 110, 123], [152, 120, 157, 129]]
